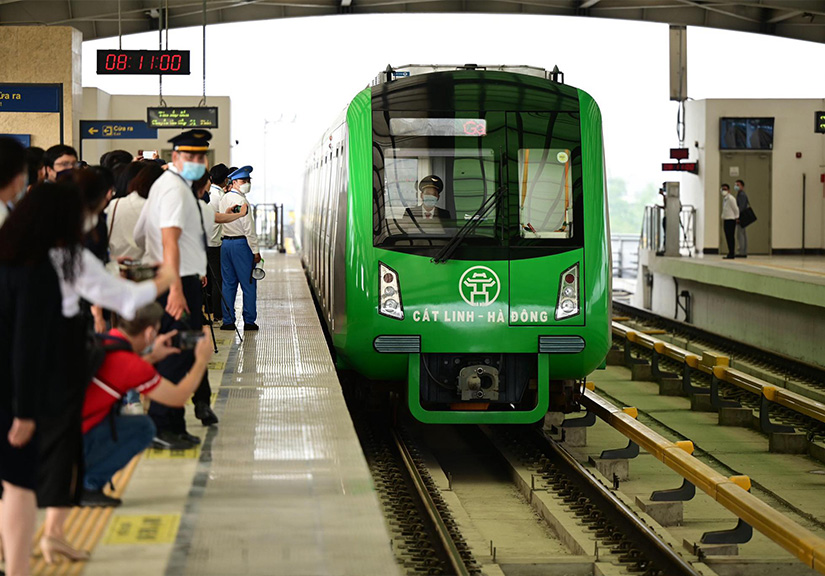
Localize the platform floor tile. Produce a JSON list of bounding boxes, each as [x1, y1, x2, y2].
[[83, 253, 398, 576]]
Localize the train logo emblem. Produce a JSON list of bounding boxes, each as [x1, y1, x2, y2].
[[459, 266, 500, 307]]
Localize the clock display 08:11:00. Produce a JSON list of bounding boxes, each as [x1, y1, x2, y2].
[[97, 50, 190, 75]]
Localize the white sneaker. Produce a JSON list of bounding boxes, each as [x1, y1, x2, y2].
[[122, 402, 144, 415]]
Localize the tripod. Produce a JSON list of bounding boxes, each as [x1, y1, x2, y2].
[[206, 261, 244, 343]]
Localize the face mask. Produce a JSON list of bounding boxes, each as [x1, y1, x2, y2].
[[180, 161, 206, 181], [83, 214, 98, 233], [734, 184, 741, 192], [422, 194, 438, 207], [239, 182, 251, 195]]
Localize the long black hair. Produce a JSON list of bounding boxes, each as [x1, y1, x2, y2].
[[0, 181, 84, 283]]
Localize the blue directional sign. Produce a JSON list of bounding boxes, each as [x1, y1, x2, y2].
[[80, 120, 158, 140], [0, 84, 61, 113], [0, 134, 31, 146]]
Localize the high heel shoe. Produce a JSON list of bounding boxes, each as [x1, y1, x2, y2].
[[39, 536, 90, 564]]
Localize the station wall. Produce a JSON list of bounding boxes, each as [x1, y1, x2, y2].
[[0, 26, 82, 148], [684, 99, 825, 253], [81, 89, 232, 167]]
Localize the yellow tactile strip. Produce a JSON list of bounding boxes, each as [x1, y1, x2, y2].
[[32, 453, 141, 576]]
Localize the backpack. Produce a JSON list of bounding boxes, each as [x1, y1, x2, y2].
[[86, 332, 135, 442]]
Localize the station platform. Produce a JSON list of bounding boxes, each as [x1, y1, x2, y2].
[[58, 253, 398, 576], [648, 254, 825, 309], [635, 251, 825, 368]]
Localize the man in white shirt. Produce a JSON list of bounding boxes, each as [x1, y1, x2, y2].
[[218, 165, 260, 331], [205, 164, 231, 322], [134, 129, 218, 446], [0, 137, 29, 227], [720, 183, 740, 260]]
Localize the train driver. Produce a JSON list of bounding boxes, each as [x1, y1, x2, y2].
[[404, 175, 450, 224]]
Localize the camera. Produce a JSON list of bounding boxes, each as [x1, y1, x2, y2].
[[119, 259, 158, 281], [173, 330, 205, 351], [232, 204, 242, 213]]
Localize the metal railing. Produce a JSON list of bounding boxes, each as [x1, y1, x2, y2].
[[640, 204, 696, 256], [253, 203, 286, 253], [611, 233, 640, 279]]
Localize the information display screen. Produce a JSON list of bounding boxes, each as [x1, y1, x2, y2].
[[97, 50, 190, 75], [816, 111, 825, 134], [719, 117, 774, 150], [147, 107, 218, 128]]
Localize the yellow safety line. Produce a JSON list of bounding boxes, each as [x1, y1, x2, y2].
[[744, 262, 825, 278], [32, 454, 141, 575]]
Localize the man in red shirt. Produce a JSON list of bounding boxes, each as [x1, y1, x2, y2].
[[81, 303, 213, 506]]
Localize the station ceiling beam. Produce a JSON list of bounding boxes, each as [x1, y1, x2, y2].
[[0, 0, 822, 45]]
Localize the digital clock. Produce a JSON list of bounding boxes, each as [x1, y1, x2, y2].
[[96, 50, 190, 75]]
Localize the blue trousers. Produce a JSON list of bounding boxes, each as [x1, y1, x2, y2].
[[221, 238, 257, 324], [83, 415, 156, 491]]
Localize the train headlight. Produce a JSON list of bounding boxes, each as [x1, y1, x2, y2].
[[379, 262, 404, 320], [555, 263, 580, 321]]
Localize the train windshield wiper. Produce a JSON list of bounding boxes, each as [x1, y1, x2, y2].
[[432, 186, 506, 264]]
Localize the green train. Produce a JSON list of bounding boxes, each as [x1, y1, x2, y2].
[[301, 64, 611, 424]]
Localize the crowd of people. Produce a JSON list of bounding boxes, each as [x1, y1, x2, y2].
[[0, 130, 261, 575]]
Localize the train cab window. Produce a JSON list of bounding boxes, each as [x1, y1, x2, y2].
[[373, 113, 504, 253], [517, 148, 573, 239], [380, 147, 498, 241]]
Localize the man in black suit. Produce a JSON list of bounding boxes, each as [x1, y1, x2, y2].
[[404, 175, 450, 224]]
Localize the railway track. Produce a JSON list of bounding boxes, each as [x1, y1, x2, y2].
[[612, 301, 825, 397], [612, 302, 825, 444], [488, 426, 704, 576], [350, 388, 707, 576], [352, 409, 481, 576]]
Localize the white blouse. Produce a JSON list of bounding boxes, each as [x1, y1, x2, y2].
[[49, 247, 157, 320], [106, 192, 147, 266]]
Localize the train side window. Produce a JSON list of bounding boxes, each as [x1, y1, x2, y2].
[[517, 148, 573, 239]]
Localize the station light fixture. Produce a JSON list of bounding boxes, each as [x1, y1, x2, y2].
[[555, 263, 580, 321], [378, 262, 404, 320]]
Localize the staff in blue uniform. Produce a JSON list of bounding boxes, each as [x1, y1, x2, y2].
[[219, 165, 260, 331]]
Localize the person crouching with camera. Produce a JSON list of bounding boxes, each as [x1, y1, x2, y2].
[[80, 303, 213, 507]]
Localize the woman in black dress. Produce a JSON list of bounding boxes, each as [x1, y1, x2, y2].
[[0, 179, 85, 576], [36, 168, 173, 563]]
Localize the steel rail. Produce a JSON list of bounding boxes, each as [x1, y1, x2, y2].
[[612, 301, 825, 384], [579, 388, 825, 573], [526, 428, 704, 576], [392, 429, 471, 576]]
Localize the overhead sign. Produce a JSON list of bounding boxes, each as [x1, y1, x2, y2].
[[662, 161, 698, 173], [0, 84, 61, 113], [0, 134, 31, 146], [97, 50, 190, 75], [670, 148, 690, 160], [147, 107, 218, 129], [816, 111, 825, 134], [80, 120, 158, 140]]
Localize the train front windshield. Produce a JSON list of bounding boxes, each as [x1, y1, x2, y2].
[[373, 111, 583, 256]]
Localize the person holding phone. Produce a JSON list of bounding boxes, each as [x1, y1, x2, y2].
[[218, 165, 260, 332]]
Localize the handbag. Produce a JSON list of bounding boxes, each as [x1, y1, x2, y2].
[[739, 206, 757, 228]]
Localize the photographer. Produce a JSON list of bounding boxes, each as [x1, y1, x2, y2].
[[81, 303, 214, 506]]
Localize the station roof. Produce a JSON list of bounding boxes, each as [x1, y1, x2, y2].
[[1, 1, 823, 45]]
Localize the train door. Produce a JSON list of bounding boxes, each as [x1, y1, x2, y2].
[[506, 111, 581, 326]]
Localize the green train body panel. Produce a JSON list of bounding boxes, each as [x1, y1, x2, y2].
[[309, 70, 611, 424]]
